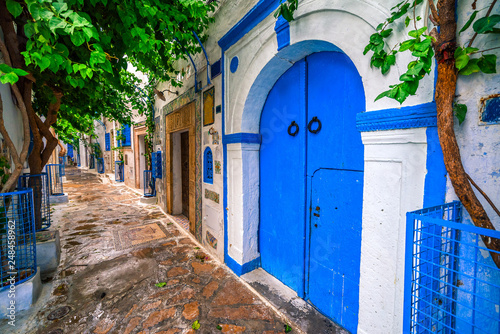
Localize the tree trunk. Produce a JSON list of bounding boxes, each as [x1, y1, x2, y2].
[[435, 0, 500, 267]]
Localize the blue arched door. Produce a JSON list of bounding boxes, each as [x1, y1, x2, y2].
[[259, 51, 365, 333]]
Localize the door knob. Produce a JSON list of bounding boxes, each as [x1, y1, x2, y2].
[[307, 117, 322, 134]]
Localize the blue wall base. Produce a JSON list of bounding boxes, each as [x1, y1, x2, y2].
[[225, 254, 261, 276]]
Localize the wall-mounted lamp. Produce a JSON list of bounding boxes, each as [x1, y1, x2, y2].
[[154, 88, 179, 101]]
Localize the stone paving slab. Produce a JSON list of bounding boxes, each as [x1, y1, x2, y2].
[[17, 168, 294, 334]]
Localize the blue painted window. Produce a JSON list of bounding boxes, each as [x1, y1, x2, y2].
[[105, 133, 110, 151], [122, 124, 131, 146], [116, 129, 122, 147], [152, 151, 162, 179], [204, 147, 213, 184]]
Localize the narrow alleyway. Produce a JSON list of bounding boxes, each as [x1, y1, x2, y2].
[[18, 168, 292, 334]]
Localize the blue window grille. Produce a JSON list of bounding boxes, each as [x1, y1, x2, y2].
[[152, 151, 162, 179], [77, 154, 81, 167], [58, 156, 66, 176], [18, 173, 50, 231], [0, 188, 37, 289], [45, 164, 64, 196], [404, 202, 500, 334], [97, 158, 105, 174], [122, 124, 131, 146], [67, 144, 74, 158], [144, 170, 155, 197], [89, 154, 95, 169], [115, 161, 124, 182], [105, 133, 111, 151], [204, 147, 213, 184]]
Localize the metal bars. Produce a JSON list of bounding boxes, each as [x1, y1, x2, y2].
[[143, 170, 155, 197], [18, 173, 50, 231], [45, 164, 64, 196], [115, 161, 124, 182], [404, 202, 500, 334], [0, 188, 37, 289], [97, 158, 105, 174]]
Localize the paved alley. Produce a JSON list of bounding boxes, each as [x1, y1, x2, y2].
[[16, 168, 292, 334]]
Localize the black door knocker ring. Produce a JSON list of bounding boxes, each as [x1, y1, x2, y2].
[[308, 116, 322, 134], [288, 121, 299, 137]]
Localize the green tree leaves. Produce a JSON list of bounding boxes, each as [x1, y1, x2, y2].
[[0, 64, 29, 85], [454, 46, 497, 75], [274, 0, 299, 22], [473, 15, 500, 34], [6, 0, 23, 18], [454, 103, 467, 125]]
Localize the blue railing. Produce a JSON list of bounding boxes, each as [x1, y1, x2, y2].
[[0, 188, 37, 289], [97, 158, 105, 174], [89, 154, 95, 169], [115, 161, 124, 182], [58, 156, 66, 176], [18, 173, 50, 231], [144, 170, 155, 197], [404, 202, 500, 334], [45, 164, 64, 196]]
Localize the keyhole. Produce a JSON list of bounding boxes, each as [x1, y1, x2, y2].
[[314, 224, 318, 228]]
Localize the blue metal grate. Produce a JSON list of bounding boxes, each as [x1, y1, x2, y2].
[[404, 202, 500, 334], [89, 154, 95, 169], [45, 164, 64, 196], [152, 151, 162, 179], [105, 133, 111, 151], [115, 161, 124, 182], [97, 158, 105, 174], [144, 170, 155, 197], [0, 188, 37, 289], [18, 173, 50, 231]]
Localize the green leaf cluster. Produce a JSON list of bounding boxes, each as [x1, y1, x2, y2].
[[376, 27, 434, 103], [0, 64, 29, 85], [274, 0, 299, 22], [454, 47, 496, 75]]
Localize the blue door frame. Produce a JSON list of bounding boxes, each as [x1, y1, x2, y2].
[[259, 51, 365, 333]]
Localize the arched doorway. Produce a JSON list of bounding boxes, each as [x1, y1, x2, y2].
[[259, 51, 365, 332]]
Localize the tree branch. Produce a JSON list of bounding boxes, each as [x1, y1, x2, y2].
[[428, 0, 440, 25], [468, 0, 498, 47], [467, 174, 500, 217]]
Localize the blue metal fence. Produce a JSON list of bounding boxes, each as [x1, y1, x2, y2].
[[97, 158, 105, 174], [18, 173, 50, 231], [45, 164, 64, 196], [89, 154, 95, 169], [115, 161, 124, 182], [404, 202, 500, 334], [0, 188, 37, 289], [58, 156, 66, 176], [144, 170, 155, 197]]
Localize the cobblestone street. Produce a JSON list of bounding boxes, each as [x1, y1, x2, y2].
[[16, 168, 293, 334]]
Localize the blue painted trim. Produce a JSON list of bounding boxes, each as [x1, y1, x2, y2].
[[218, 0, 282, 51], [356, 102, 437, 132], [275, 16, 290, 51], [225, 255, 261, 276], [423, 127, 447, 208], [223, 132, 261, 144]]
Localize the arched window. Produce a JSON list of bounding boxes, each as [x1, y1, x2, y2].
[[204, 147, 213, 184]]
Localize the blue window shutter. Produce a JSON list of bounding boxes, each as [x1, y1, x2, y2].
[[67, 144, 73, 157], [204, 147, 213, 184], [122, 124, 131, 146], [105, 133, 110, 151]]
